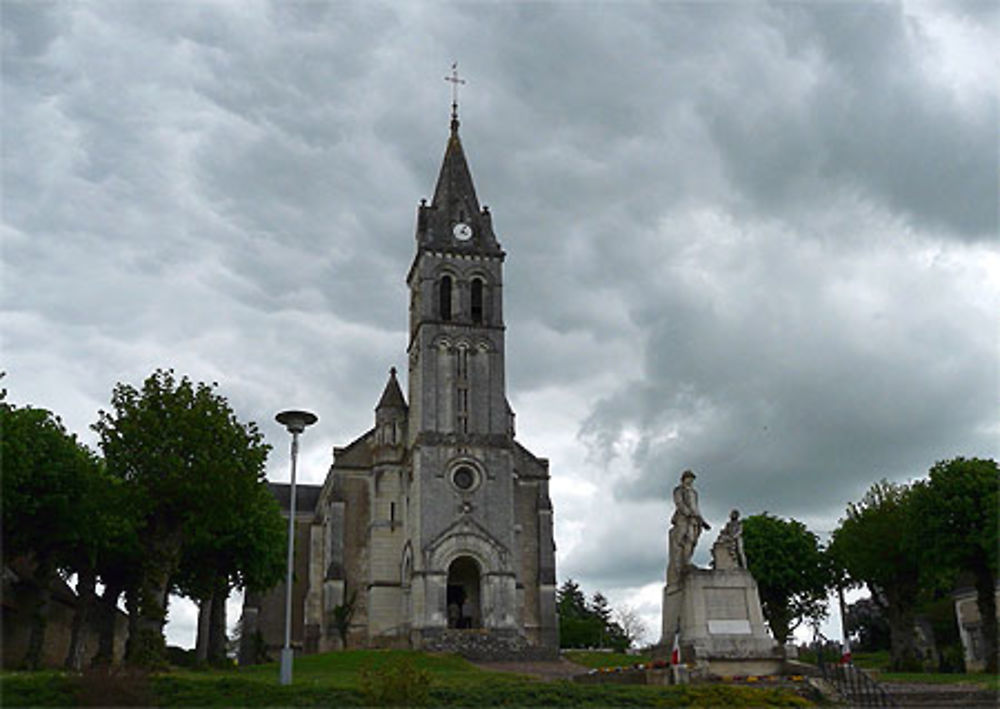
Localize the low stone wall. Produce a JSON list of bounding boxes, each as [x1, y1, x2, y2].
[[418, 628, 557, 662]]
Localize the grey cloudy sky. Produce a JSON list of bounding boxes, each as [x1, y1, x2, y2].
[[3, 0, 997, 648]]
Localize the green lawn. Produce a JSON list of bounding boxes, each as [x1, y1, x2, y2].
[[1, 650, 816, 707], [564, 649, 653, 669]]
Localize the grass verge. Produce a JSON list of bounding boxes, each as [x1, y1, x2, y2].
[[564, 650, 653, 669], [2, 649, 816, 707]]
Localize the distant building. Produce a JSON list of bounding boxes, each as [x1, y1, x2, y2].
[[952, 582, 1000, 673], [242, 106, 557, 660]]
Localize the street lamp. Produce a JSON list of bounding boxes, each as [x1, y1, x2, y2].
[[275, 409, 317, 686]]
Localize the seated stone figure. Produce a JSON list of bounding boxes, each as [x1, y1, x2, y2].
[[711, 509, 747, 570]]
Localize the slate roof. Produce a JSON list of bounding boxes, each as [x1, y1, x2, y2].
[[332, 428, 375, 468], [376, 367, 407, 411], [268, 482, 323, 514], [416, 112, 502, 255]]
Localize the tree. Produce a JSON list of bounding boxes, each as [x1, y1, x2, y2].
[[556, 578, 588, 619], [910, 457, 999, 673], [89, 477, 143, 667], [93, 369, 271, 667], [555, 580, 630, 651], [844, 597, 891, 652], [557, 579, 601, 648], [614, 605, 648, 649], [829, 481, 922, 671], [742, 513, 829, 644], [331, 590, 357, 649], [61, 461, 141, 670], [1, 396, 101, 669], [172, 465, 285, 664]]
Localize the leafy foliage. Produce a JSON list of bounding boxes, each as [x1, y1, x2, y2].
[[910, 457, 999, 673], [845, 597, 891, 652], [829, 480, 922, 671], [359, 654, 432, 706], [556, 579, 631, 651], [92, 369, 273, 666], [0, 396, 103, 668], [331, 591, 358, 648], [1, 402, 100, 570], [742, 513, 829, 643]]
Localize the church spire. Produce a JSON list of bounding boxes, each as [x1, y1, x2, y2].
[[413, 65, 502, 254]]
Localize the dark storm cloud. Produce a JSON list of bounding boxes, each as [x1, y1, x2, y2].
[[577, 210, 998, 517], [697, 2, 998, 239]]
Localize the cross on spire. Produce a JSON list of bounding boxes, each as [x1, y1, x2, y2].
[[445, 62, 465, 133]]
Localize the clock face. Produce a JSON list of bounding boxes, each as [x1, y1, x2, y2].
[[453, 222, 473, 241]]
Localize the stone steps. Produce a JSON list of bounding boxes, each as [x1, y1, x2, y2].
[[883, 683, 998, 707]]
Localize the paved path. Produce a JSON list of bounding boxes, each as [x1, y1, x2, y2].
[[471, 657, 588, 682], [883, 681, 998, 707]]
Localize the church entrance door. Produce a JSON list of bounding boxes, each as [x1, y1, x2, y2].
[[446, 556, 481, 629]]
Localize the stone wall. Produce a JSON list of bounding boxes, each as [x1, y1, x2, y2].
[[417, 628, 558, 662], [2, 566, 127, 669]]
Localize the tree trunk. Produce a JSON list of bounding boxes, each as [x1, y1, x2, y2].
[[65, 567, 97, 670], [124, 585, 140, 662], [22, 556, 54, 670], [195, 595, 211, 664], [130, 567, 172, 667], [92, 580, 123, 667], [886, 591, 918, 671], [972, 559, 998, 674], [208, 577, 228, 665], [760, 594, 791, 644], [128, 525, 182, 668]]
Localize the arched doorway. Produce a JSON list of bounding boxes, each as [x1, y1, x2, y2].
[[446, 556, 481, 629]]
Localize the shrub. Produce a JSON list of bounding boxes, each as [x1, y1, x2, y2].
[[359, 654, 431, 706], [165, 645, 197, 668]]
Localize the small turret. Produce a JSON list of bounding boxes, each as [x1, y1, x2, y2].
[[373, 367, 407, 461]]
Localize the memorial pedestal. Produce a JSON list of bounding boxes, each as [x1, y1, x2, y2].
[[657, 568, 783, 678]]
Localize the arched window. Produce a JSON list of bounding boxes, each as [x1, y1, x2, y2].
[[470, 278, 484, 323], [439, 275, 452, 321]]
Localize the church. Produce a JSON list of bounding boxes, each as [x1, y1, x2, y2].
[[241, 102, 558, 660]]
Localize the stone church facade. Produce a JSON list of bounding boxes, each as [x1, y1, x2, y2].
[[242, 109, 558, 660]]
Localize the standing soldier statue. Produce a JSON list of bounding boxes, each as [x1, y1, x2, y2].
[[667, 470, 711, 585]]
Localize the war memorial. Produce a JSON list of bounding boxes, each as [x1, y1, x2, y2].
[[657, 470, 785, 681]]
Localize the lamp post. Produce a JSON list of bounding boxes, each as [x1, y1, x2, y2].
[[275, 409, 317, 686]]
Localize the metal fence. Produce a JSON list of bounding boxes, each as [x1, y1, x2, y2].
[[817, 646, 897, 707]]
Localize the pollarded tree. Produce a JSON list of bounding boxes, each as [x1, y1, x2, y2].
[[742, 513, 829, 644], [910, 457, 999, 673], [0, 397, 101, 669], [93, 369, 270, 667], [828, 481, 922, 671], [88, 474, 143, 667], [173, 479, 285, 664]]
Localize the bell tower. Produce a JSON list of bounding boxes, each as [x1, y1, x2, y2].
[[403, 90, 522, 644], [406, 102, 509, 442]]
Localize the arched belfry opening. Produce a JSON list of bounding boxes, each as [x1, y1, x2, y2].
[[470, 278, 484, 323], [446, 556, 481, 629], [439, 275, 453, 321]]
